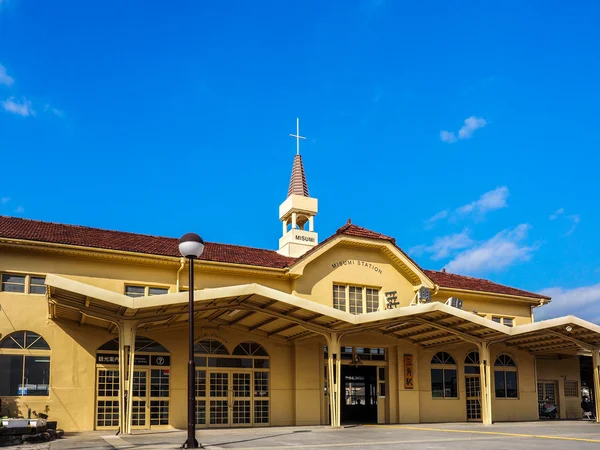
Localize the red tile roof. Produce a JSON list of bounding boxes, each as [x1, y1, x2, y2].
[[0, 216, 550, 300], [425, 269, 550, 300], [0, 216, 295, 269]]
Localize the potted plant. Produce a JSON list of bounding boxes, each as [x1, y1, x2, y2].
[[26, 405, 49, 428]]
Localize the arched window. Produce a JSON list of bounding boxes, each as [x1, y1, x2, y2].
[[194, 339, 229, 355], [97, 336, 169, 353], [464, 351, 480, 375], [0, 331, 51, 396], [494, 354, 518, 398], [233, 342, 268, 357], [431, 352, 457, 398]]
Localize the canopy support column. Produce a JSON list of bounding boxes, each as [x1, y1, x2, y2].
[[118, 321, 136, 434], [593, 348, 600, 423], [326, 333, 342, 428], [478, 341, 493, 425]]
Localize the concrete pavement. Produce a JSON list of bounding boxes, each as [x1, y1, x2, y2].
[[45, 421, 600, 450]]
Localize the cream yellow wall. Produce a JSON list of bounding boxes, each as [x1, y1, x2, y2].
[[489, 345, 538, 422], [432, 290, 534, 326], [293, 245, 417, 308], [294, 340, 321, 426], [536, 357, 581, 419]]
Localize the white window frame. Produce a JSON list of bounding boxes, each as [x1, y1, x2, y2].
[[332, 284, 381, 314]]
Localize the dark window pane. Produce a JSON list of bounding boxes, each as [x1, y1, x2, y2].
[[464, 365, 479, 374], [2, 274, 26, 292], [0, 355, 23, 395], [29, 285, 46, 294], [30, 277, 46, 294], [2, 274, 25, 284], [254, 359, 269, 369], [24, 356, 50, 396], [207, 357, 252, 368], [25, 332, 50, 350], [506, 371, 518, 398], [494, 371, 506, 398], [135, 336, 168, 353], [0, 331, 25, 349], [444, 369, 457, 398], [99, 339, 119, 351], [148, 287, 168, 296], [125, 285, 145, 297], [431, 368, 444, 397]]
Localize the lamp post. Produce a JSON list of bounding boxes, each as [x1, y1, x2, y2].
[[179, 233, 205, 449]]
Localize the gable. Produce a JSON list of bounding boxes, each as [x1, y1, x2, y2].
[[291, 238, 433, 309]]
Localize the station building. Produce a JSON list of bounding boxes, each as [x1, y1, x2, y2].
[[1, 151, 600, 432]]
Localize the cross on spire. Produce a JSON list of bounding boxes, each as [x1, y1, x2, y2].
[[289, 117, 306, 155]]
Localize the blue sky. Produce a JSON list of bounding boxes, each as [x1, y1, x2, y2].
[[1, 1, 599, 321]]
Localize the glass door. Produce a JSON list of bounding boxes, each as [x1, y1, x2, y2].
[[96, 368, 120, 429], [231, 371, 252, 426], [465, 375, 481, 421], [131, 369, 149, 429], [208, 371, 230, 426]]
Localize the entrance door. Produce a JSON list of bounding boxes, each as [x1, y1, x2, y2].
[[341, 366, 377, 424], [131, 369, 148, 429], [465, 375, 482, 421], [538, 381, 559, 418], [95, 368, 120, 429], [231, 372, 252, 426], [208, 371, 230, 426]]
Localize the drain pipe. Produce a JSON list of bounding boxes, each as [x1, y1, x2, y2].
[[176, 257, 186, 292]]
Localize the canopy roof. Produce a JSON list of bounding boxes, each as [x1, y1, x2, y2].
[[45, 274, 598, 354]]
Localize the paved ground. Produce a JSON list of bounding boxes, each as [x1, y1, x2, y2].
[[40, 422, 600, 450]]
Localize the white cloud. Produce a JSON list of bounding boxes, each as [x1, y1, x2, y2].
[[457, 186, 509, 216], [44, 104, 63, 117], [458, 116, 487, 140], [549, 208, 580, 235], [0, 64, 14, 87], [2, 97, 34, 117], [550, 208, 564, 220], [410, 229, 474, 260], [14, 206, 24, 214], [440, 115, 487, 143], [425, 209, 449, 227], [536, 283, 600, 323], [0, 197, 9, 204], [444, 224, 536, 275], [565, 214, 580, 236], [440, 130, 457, 143]]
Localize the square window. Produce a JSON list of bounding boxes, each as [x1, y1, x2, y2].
[[30, 276, 46, 295], [1, 274, 25, 293], [503, 318, 514, 327], [125, 285, 145, 297], [149, 287, 168, 296], [492, 316, 502, 323]]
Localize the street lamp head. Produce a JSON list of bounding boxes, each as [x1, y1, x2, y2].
[[179, 233, 205, 259]]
